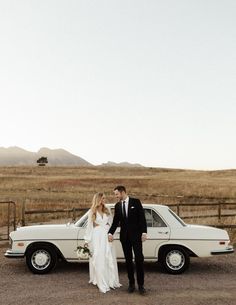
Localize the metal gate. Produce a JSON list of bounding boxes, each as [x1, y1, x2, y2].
[[0, 201, 16, 241]]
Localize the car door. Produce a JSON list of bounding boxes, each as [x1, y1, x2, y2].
[[77, 214, 89, 248], [143, 208, 170, 259]]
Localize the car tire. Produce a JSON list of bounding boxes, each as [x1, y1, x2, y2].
[[26, 244, 58, 274], [160, 246, 190, 274]]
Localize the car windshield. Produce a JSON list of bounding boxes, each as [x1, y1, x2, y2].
[[75, 211, 89, 227], [168, 208, 186, 226]]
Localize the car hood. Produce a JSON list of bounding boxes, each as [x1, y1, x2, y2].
[[171, 224, 229, 240], [10, 223, 79, 240], [17, 224, 73, 230]]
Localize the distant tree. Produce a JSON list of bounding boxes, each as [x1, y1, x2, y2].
[[37, 156, 48, 166]]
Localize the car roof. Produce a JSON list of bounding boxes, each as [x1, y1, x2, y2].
[[106, 203, 169, 210]]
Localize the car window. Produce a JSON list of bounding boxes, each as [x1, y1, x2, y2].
[[168, 208, 186, 226], [75, 214, 88, 228], [144, 209, 167, 227], [144, 209, 153, 227], [80, 216, 88, 228], [152, 210, 167, 227]]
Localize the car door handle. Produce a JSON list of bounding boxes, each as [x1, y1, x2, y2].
[[158, 231, 169, 234]]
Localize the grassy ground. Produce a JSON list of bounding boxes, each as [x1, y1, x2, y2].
[[0, 166, 236, 241]]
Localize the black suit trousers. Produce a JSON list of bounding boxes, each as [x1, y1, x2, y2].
[[121, 237, 144, 287]]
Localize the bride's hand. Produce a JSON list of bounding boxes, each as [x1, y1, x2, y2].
[[108, 234, 113, 242]]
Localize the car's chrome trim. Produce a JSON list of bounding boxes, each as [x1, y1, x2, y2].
[[66, 257, 157, 262], [13, 239, 79, 242], [211, 247, 234, 255], [12, 237, 230, 242], [170, 238, 229, 241], [4, 249, 24, 258]]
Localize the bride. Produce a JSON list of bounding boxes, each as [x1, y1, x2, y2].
[[84, 192, 121, 293]]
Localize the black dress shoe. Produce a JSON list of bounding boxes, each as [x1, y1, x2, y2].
[[138, 286, 146, 295], [128, 285, 135, 293]]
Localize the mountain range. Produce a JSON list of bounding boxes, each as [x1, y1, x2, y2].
[[0, 147, 91, 166], [101, 161, 142, 167], [0, 147, 143, 167]]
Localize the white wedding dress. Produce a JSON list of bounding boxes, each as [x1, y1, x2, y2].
[[84, 209, 121, 293]]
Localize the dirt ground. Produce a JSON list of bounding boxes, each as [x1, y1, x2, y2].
[[0, 242, 235, 305]]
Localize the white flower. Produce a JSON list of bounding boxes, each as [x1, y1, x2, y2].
[[76, 246, 92, 260]]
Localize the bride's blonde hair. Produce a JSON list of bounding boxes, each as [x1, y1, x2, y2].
[[90, 192, 110, 222]]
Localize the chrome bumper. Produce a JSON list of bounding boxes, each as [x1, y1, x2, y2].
[[4, 249, 24, 258], [211, 246, 234, 255]]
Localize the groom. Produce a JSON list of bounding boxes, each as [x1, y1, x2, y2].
[[108, 185, 147, 295]]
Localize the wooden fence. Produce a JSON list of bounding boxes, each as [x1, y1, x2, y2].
[[21, 201, 236, 229], [0, 201, 16, 240], [21, 205, 87, 226], [2, 197, 236, 241], [168, 202, 236, 221]]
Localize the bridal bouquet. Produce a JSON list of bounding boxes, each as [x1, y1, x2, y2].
[[76, 245, 92, 260]]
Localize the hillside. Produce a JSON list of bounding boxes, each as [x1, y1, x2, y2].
[[0, 147, 144, 167], [0, 147, 91, 166]]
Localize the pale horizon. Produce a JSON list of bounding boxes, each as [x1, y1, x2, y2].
[[1, 145, 236, 171], [1, 1, 236, 170]]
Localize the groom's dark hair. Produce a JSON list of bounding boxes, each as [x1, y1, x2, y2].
[[114, 185, 126, 193]]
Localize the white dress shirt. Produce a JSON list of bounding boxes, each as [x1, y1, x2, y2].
[[122, 196, 129, 217]]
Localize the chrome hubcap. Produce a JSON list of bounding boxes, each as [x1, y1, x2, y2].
[[166, 250, 185, 270], [31, 250, 51, 270]]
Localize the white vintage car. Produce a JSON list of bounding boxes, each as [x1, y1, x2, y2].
[[5, 204, 234, 275]]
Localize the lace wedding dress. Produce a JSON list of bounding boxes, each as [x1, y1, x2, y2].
[[84, 209, 121, 293]]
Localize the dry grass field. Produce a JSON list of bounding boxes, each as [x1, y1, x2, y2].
[[0, 166, 236, 241]]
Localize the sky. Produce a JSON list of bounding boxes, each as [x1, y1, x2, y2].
[[0, 0, 236, 169]]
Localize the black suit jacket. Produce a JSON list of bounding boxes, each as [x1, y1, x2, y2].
[[109, 197, 147, 242]]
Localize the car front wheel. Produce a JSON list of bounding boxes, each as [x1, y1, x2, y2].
[[26, 244, 58, 274], [160, 246, 190, 274]]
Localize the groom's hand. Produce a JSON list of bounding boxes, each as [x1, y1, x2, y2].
[[108, 233, 113, 242], [142, 233, 147, 242]]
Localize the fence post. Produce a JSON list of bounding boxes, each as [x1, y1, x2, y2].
[[218, 203, 221, 221], [177, 204, 180, 216], [21, 200, 26, 226], [13, 202, 16, 231], [7, 202, 10, 238], [72, 207, 76, 222]]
